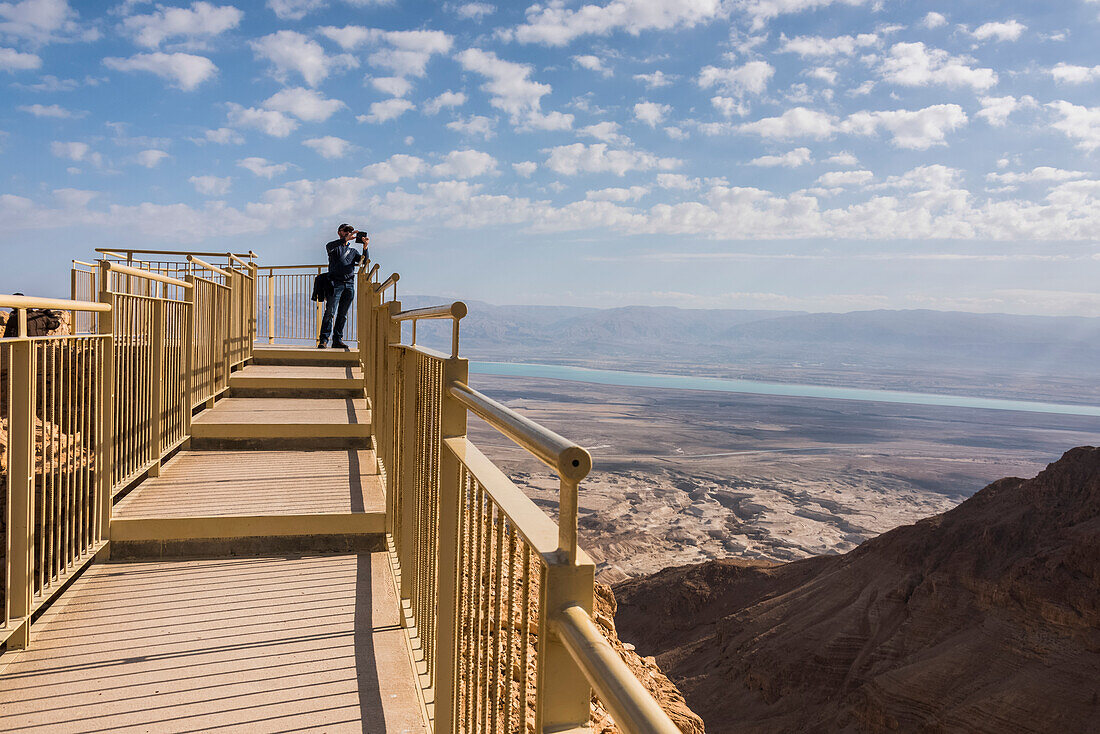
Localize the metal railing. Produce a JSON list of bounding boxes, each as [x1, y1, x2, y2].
[[0, 296, 112, 649], [357, 267, 679, 734], [255, 264, 360, 345]]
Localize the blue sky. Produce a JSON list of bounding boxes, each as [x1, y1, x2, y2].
[[1, 0, 1099, 315]]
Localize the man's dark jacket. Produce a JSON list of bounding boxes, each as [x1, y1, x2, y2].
[[326, 239, 364, 283]]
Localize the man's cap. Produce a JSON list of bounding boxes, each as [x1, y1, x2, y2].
[[338, 223, 354, 231]]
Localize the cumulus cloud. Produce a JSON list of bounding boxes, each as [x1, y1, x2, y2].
[[827, 152, 859, 166], [454, 3, 495, 20], [263, 87, 345, 122], [360, 153, 426, 184], [251, 30, 356, 87], [738, 107, 836, 140], [976, 95, 1025, 127], [634, 70, 676, 88], [586, 186, 648, 202], [51, 141, 100, 165], [19, 103, 80, 117], [0, 46, 41, 71], [226, 103, 298, 137], [1050, 63, 1100, 84], [922, 12, 946, 29], [878, 42, 996, 90], [189, 174, 231, 195], [1047, 101, 1100, 150], [135, 149, 169, 167], [634, 101, 670, 127], [122, 1, 242, 48], [423, 90, 466, 114], [303, 135, 351, 159], [0, 0, 82, 43], [579, 121, 630, 145], [509, 0, 727, 46], [513, 160, 537, 177], [711, 96, 748, 117], [370, 76, 412, 97], [544, 143, 679, 176], [456, 48, 573, 130], [986, 167, 1089, 184], [104, 52, 217, 90], [969, 20, 1026, 42], [197, 127, 243, 144], [843, 104, 968, 149], [738, 0, 871, 30], [778, 32, 877, 57], [697, 60, 774, 97], [573, 54, 611, 76], [431, 149, 498, 178], [816, 169, 872, 186], [238, 156, 290, 178], [357, 98, 415, 123], [368, 29, 453, 78], [749, 147, 812, 167], [267, 0, 391, 21], [447, 115, 495, 139]]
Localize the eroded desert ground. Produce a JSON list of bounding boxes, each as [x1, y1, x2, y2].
[[466, 374, 1100, 582]]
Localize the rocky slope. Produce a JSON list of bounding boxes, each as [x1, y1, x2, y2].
[[613, 447, 1100, 733]]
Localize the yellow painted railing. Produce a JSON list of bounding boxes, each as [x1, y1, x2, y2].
[[255, 264, 360, 345], [357, 268, 679, 734]]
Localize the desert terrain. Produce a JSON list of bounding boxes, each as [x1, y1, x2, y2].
[[465, 373, 1100, 582]]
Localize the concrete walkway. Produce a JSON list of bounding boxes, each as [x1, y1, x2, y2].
[[0, 352, 428, 733]]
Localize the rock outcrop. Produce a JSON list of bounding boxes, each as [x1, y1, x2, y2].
[[614, 447, 1100, 734]]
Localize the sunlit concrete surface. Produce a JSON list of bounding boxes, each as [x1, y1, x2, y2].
[[232, 365, 364, 380], [0, 554, 427, 734], [114, 450, 384, 519], [192, 398, 371, 427]]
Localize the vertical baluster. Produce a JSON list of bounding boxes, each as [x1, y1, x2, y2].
[[520, 547, 532, 731], [504, 527, 517, 733], [491, 511, 505, 733]]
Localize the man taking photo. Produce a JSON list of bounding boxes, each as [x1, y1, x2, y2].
[[318, 223, 367, 349]]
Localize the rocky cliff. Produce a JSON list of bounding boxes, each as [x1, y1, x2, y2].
[[614, 447, 1100, 733]]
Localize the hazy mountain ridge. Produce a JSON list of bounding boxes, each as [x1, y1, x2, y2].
[[401, 297, 1100, 403]]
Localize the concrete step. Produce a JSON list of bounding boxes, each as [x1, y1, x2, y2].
[[230, 364, 365, 397], [191, 397, 371, 449], [253, 345, 360, 367]]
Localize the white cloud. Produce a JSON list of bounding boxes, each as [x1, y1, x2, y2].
[[368, 29, 453, 79], [986, 167, 1089, 184], [122, 1, 242, 48], [447, 115, 495, 139], [1047, 101, 1100, 151], [579, 121, 629, 144], [697, 60, 774, 97], [189, 175, 231, 195], [738, 107, 836, 140], [513, 160, 537, 177], [456, 48, 572, 130], [431, 149, 498, 178], [454, 3, 495, 20], [423, 90, 466, 115], [263, 87, 345, 122], [0, 46, 41, 71], [267, 0, 326, 20], [19, 102, 79, 117], [360, 154, 426, 184], [357, 98, 415, 123], [1050, 63, 1100, 84], [879, 42, 997, 91], [317, 24, 378, 49], [738, 0, 870, 30], [976, 95, 1021, 127], [655, 173, 697, 189], [665, 126, 688, 140], [238, 156, 290, 178], [634, 70, 675, 88], [922, 12, 946, 29], [843, 104, 968, 149], [370, 76, 413, 97], [711, 96, 748, 117], [749, 147, 812, 167], [544, 143, 679, 176], [0, 0, 81, 42], [510, 0, 728, 46], [827, 152, 858, 165], [969, 20, 1026, 42], [250, 30, 356, 87], [586, 186, 648, 202], [198, 127, 243, 144], [135, 149, 169, 167], [808, 66, 837, 84], [226, 103, 298, 137], [573, 54, 611, 76], [304, 135, 351, 159], [634, 101, 670, 127], [816, 169, 872, 186], [778, 32, 877, 57], [51, 140, 97, 164], [103, 52, 217, 90]]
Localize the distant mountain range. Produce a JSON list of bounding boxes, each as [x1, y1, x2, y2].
[[400, 297, 1100, 404]]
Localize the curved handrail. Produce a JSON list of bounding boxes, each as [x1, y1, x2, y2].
[[97, 247, 256, 258], [0, 295, 111, 312], [375, 272, 399, 294], [186, 255, 232, 279], [447, 380, 591, 483], [393, 302, 468, 322], [104, 261, 192, 289], [553, 605, 681, 734]]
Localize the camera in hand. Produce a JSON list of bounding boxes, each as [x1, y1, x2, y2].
[[355, 231, 368, 244]]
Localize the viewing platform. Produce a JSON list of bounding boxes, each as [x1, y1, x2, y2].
[[0, 252, 684, 734]]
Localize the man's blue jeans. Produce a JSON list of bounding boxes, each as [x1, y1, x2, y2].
[[319, 279, 354, 344]]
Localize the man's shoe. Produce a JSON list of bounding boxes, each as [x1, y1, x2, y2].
[[317, 341, 327, 349], [332, 340, 349, 349]]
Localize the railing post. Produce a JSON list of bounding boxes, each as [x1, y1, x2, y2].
[[248, 263, 258, 360], [183, 275, 195, 440], [96, 273, 116, 552], [315, 266, 324, 342], [147, 294, 165, 477], [398, 344, 418, 594], [434, 355, 469, 734], [207, 282, 217, 409], [7, 328, 36, 649], [539, 558, 597, 732], [266, 269, 275, 345]]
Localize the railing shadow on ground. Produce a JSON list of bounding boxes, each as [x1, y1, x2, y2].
[[0, 248, 681, 734]]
